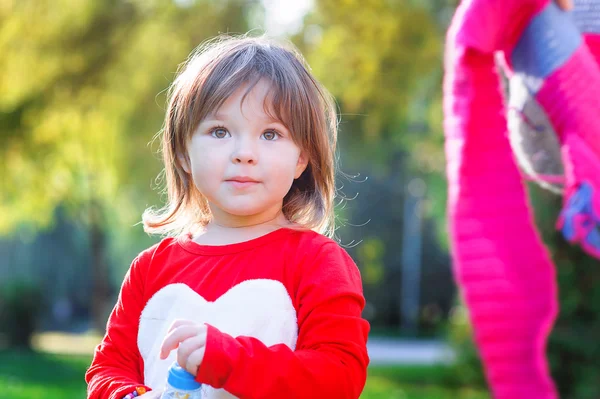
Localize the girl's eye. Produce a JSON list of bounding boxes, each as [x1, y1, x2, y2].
[[262, 130, 280, 141], [211, 127, 230, 139], [211, 127, 229, 138]]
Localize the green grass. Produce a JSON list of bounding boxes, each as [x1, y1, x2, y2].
[[0, 350, 90, 399], [363, 366, 489, 399], [0, 350, 489, 399]]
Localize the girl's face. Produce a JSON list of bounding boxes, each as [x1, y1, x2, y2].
[[181, 79, 308, 227]]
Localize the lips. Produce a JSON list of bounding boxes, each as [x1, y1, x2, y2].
[[226, 177, 259, 183], [225, 176, 260, 189]]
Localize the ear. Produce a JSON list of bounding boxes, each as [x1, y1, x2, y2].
[[294, 152, 309, 179], [178, 152, 191, 174]]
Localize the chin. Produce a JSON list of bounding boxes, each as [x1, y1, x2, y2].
[[216, 196, 282, 218], [222, 204, 270, 217], [228, 209, 263, 217]]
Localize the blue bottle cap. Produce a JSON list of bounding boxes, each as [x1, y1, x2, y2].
[[167, 362, 202, 391]]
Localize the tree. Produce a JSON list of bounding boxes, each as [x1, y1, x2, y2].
[[295, 0, 452, 247], [0, 0, 254, 331], [295, 0, 445, 169]]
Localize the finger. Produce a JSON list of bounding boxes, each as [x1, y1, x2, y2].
[[185, 346, 207, 376], [160, 324, 201, 359], [176, 333, 208, 372], [160, 324, 199, 359], [166, 319, 196, 334], [177, 332, 208, 358]]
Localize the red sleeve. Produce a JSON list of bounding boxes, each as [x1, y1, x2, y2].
[[196, 242, 370, 399], [85, 249, 154, 399]]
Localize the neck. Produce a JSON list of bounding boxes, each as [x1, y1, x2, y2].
[[193, 211, 288, 246], [208, 208, 289, 231]]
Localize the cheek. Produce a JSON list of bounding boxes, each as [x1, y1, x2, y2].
[[271, 166, 296, 187], [267, 151, 301, 186], [187, 155, 224, 193]]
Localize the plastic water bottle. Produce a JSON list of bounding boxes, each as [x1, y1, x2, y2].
[[160, 362, 202, 399]]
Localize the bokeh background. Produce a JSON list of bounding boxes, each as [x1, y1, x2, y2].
[[1, 1, 599, 398]]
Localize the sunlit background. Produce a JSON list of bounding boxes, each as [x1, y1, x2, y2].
[[1, 1, 599, 398]]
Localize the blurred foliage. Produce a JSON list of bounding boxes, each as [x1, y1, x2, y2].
[[358, 237, 386, 286], [0, 0, 255, 329], [448, 183, 600, 399], [301, 0, 440, 137], [296, 0, 452, 175], [0, 281, 42, 349], [0, 0, 253, 234], [297, 0, 454, 252], [446, 301, 487, 388]]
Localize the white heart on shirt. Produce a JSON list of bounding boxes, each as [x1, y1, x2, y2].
[[137, 279, 298, 399]]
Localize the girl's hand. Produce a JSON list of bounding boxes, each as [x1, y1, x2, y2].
[[556, 0, 573, 10], [159, 319, 208, 376]]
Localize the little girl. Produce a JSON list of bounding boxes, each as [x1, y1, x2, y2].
[[85, 35, 370, 399]]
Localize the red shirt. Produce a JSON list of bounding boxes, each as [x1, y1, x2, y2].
[[86, 227, 370, 399]]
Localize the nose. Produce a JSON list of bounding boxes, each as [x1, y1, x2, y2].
[[231, 136, 257, 165]]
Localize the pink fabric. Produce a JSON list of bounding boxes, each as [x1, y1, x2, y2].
[[445, 0, 600, 397], [444, 45, 559, 398]]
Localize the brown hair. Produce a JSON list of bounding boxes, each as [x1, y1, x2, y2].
[[143, 35, 338, 237]]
